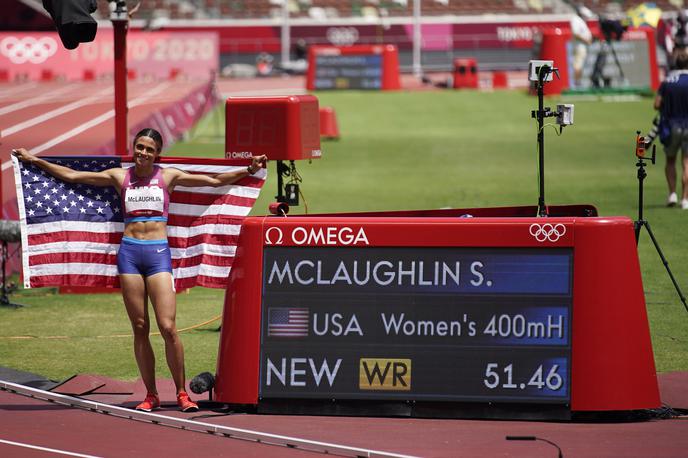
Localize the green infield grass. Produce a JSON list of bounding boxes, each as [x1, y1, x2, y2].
[[1, 88, 686, 383]]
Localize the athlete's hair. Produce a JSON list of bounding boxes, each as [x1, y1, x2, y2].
[[133, 128, 163, 153]]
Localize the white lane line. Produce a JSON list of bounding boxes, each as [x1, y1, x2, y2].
[[1, 81, 173, 172], [0, 82, 39, 99], [0, 82, 172, 172], [1, 380, 419, 458], [1, 87, 113, 137], [0, 438, 102, 458], [0, 84, 79, 117], [28, 81, 173, 156]]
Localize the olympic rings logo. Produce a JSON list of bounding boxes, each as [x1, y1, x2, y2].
[[529, 223, 566, 242], [326, 27, 359, 46], [0, 37, 58, 64]]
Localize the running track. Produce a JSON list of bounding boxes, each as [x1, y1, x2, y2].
[[1, 374, 687, 458], [0, 78, 229, 221]]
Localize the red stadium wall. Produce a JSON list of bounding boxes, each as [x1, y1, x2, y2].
[[165, 19, 572, 55], [158, 17, 661, 81]]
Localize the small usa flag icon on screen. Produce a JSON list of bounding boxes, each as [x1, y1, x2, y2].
[[267, 307, 309, 337]]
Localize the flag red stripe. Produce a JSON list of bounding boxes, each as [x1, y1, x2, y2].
[[28, 228, 242, 247], [29, 273, 233, 289], [171, 173, 265, 189], [29, 252, 117, 266], [29, 231, 122, 246], [167, 214, 246, 227], [168, 234, 240, 249], [171, 191, 257, 207], [176, 275, 228, 290], [172, 254, 235, 269], [29, 231, 239, 254], [30, 274, 119, 288], [28, 251, 232, 269]]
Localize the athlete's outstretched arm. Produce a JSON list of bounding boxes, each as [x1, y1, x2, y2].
[[12, 148, 124, 187], [168, 155, 267, 188]]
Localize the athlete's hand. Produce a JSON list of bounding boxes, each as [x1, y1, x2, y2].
[[249, 155, 268, 173], [12, 148, 37, 164]]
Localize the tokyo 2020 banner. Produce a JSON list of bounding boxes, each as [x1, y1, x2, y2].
[[0, 30, 218, 81]]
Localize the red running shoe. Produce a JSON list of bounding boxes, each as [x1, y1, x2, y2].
[[177, 391, 199, 412], [135, 393, 160, 412]]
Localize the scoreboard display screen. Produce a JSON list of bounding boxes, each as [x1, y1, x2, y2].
[[228, 105, 286, 149], [313, 54, 383, 90], [259, 246, 572, 404]]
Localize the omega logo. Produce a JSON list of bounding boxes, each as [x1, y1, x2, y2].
[[227, 151, 254, 159], [265, 226, 369, 246], [265, 227, 284, 245]]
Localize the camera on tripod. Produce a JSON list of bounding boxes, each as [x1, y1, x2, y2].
[[528, 59, 575, 217], [599, 17, 628, 42], [527, 60, 574, 127], [630, 130, 687, 313], [108, 0, 128, 20]]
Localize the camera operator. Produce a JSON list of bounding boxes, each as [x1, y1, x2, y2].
[[590, 16, 628, 88], [670, 10, 687, 69], [654, 49, 688, 209]]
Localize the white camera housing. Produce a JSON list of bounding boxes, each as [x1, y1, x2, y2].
[[557, 104, 575, 126], [528, 59, 554, 82]]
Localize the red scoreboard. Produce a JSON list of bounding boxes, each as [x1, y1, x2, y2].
[[213, 206, 660, 419], [306, 45, 401, 91]]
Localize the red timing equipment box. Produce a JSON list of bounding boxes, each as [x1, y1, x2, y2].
[[225, 95, 322, 161], [453, 58, 479, 89]]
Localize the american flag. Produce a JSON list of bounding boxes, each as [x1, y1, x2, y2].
[[267, 307, 309, 337], [12, 156, 266, 290]]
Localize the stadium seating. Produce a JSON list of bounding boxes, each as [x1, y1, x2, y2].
[[578, 0, 684, 16], [92, 0, 557, 21], [92, 0, 684, 21]]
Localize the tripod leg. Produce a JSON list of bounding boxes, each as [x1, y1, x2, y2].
[[634, 221, 642, 244], [608, 42, 626, 84], [591, 46, 606, 88], [643, 222, 688, 313]]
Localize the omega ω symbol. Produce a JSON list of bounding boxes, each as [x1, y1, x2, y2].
[[265, 227, 284, 245]]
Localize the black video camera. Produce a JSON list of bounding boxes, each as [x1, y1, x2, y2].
[[599, 18, 628, 42], [42, 0, 97, 50]]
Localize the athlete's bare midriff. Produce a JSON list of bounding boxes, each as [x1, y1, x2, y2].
[[123, 220, 168, 240]]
